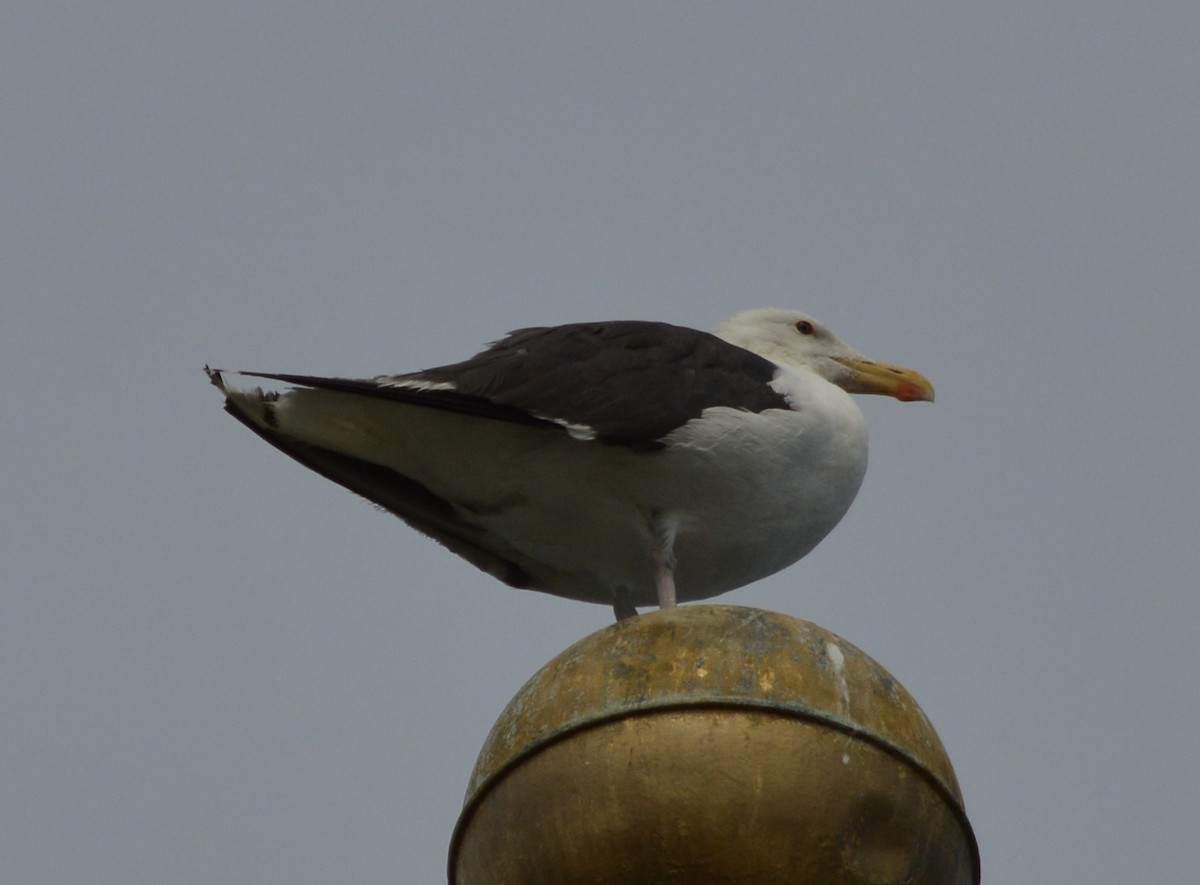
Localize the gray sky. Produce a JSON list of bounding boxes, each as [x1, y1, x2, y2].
[[4, 4, 1197, 883]]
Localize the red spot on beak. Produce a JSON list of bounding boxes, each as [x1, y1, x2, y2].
[[894, 381, 927, 402]]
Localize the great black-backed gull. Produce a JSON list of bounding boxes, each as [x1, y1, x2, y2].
[[207, 309, 933, 619]]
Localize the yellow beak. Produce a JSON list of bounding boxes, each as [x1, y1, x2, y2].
[[832, 357, 936, 403]]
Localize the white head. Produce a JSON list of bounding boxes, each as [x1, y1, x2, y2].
[[715, 308, 935, 402]]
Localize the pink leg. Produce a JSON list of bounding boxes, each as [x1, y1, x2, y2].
[[649, 515, 679, 610], [652, 545, 677, 610]]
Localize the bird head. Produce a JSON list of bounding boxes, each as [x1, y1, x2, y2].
[[715, 308, 935, 403]]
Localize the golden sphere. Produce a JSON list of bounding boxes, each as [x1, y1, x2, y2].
[[449, 605, 979, 884]]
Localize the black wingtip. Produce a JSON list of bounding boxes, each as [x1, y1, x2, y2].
[[204, 365, 226, 391]]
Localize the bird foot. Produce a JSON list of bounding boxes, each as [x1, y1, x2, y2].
[[613, 599, 639, 621]]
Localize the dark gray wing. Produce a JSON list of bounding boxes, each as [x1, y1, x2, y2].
[[241, 321, 789, 450]]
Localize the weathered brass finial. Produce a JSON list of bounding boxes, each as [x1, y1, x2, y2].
[[450, 605, 979, 884]]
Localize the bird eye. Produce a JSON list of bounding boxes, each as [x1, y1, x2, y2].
[[795, 320, 814, 335]]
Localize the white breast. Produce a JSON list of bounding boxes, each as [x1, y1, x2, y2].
[[650, 371, 869, 603]]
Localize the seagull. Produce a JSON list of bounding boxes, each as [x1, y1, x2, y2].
[[207, 308, 933, 620]]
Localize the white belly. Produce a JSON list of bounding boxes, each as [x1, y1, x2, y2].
[[464, 386, 869, 607]]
